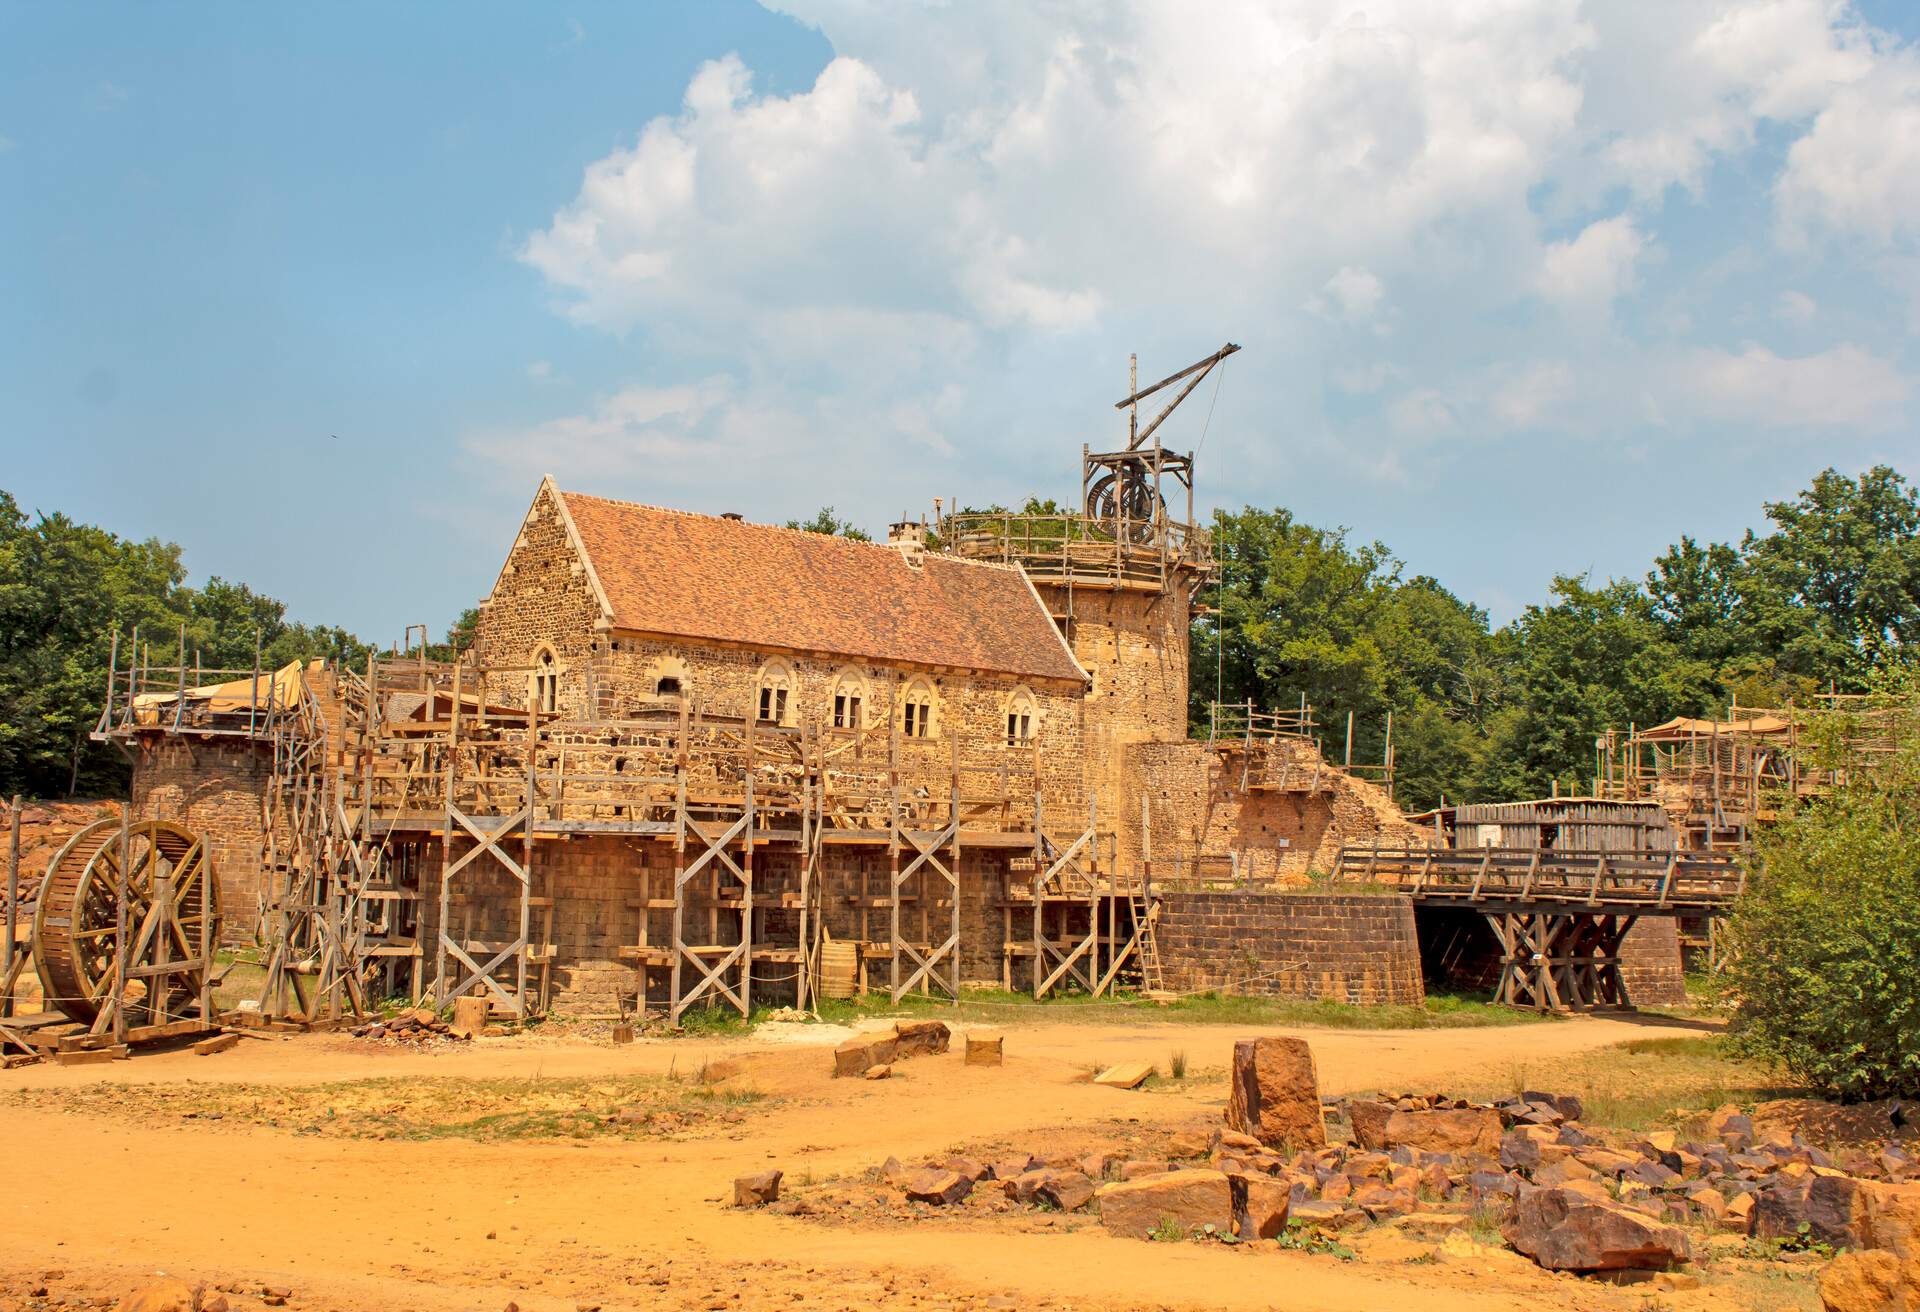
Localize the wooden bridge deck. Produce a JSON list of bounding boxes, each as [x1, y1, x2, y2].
[[1330, 845, 1745, 916]]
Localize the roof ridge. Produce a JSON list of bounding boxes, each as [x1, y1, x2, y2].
[[559, 488, 916, 556]]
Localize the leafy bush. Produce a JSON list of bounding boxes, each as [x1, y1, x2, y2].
[[1725, 682, 1920, 1099]]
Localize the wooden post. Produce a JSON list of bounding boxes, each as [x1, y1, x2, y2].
[[1344, 711, 1353, 769], [2, 795, 17, 1018]]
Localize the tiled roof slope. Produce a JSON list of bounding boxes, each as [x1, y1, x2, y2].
[[557, 490, 1087, 685]]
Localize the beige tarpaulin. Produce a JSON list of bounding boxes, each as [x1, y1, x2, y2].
[[131, 658, 316, 723], [1636, 714, 1792, 741]]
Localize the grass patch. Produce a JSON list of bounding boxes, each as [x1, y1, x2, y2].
[[12, 1073, 768, 1142], [805, 986, 1550, 1032], [1450, 1032, 1801, 1133]]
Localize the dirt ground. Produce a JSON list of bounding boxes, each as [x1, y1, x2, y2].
[[0, 1012, 1820, 1312]]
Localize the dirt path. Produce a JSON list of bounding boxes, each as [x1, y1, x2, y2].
[[0, 1014, 1774, 1312]]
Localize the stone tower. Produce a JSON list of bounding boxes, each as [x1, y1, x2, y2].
[[938, 344, 1234, 823]]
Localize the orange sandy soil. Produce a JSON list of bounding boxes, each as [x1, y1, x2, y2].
[[0, 1014, 1818, 1312]]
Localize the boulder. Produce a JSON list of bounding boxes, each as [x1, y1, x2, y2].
[[1377, 1107, 1502, 1157], [1096, 1169, 1236, 1241], [1347, 1099, 1395, 1150], [834, 1032, 898, 1077], [1120, 1160, 1171, 1180], [992, 1154, 1040, 1181], [1291, 1198, 1363, 1228], [1001, 1169, 1057, 1205], [1225, 1037, 1326, 1151], [1819, 1249, 1911, 1312], [894, 1019, 951, 1058], [1167, 1127, 1218, 1160], [964, 1031, 1004, 1066], [734, 1170, 782, 1207], [1037, 1170, 1097, 1212], [1230, 1172, 1292, 1240], [114, 1282, 198, 1312], [903, 1169, 973, 1205], [1504, 1187, 1692, 1272]]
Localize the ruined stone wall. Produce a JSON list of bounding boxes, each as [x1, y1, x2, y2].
[[1122, 738, 1432, 883], [129, 737, 272, 941], [1155, 889, 1425, 1006]]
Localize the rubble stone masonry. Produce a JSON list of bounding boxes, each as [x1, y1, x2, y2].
[[1155, 889, 1425, 1006], [129, 737, 271, 941]]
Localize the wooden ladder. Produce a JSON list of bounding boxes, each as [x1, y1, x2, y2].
[[1130, 891, 1165, 994]]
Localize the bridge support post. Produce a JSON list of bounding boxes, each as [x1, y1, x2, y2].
[[1486, 910, 1636, 1013]]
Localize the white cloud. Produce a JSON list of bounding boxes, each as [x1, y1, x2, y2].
[[1680, 343, 1910, 430], [526, 360, 554, 381], [1775, 289, 1817, 322], [1308, 267, 1388, 326], [1777, 50, 1920, 246], [504, 0, 1917, 499], [1536, 216, 1646, 311]]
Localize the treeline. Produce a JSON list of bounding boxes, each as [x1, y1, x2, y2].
[[1193, 466, 1920, 809], [0, 490, 368, 798]]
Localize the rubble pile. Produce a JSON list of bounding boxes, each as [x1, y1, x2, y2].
[[780, 1087, 1920, 1279], [348, 1007, 471, 1047]]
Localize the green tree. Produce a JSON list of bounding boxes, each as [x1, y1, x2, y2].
[[1725, 677, 1920, 1099], [1738, 466, 1920, 686], [784, 507, 873, 541]]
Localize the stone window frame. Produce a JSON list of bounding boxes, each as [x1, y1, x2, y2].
[[528, 643, 562, 716], [648, 654, 691, 703], [1002, 685, 1039, 746], [828, 667, 869, 733], [756, 658, 797, 726], [898, 676, 940, 740]]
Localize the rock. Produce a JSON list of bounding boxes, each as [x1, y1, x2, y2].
[[1096, 1169, 1236, 1241], [1504, 1187, 1692, 1272], [1292, 1198, 1363, 1228], [1501, 1127, 1547, 1171], [734, 1170, 782, 1207], [1397, 1211, 1469, 1238], [1224, 1037, 1327, 1151], [1819, 1249, 1909, 1312], [1347, 1099, 1395, 1150], [1080, 1151, 1120, 1180], [1230, 1172, 1292, 1239], [992, 1155, 1039, 1181], [964, 1031, 1004, 1066], [1093, 1061, 1155, 1089], [863, 1064, 893, 1081], [1577, 1149, 1641, 1177], [1376, 1107, 1502, 1157], [894, 1019, 951, 1057], [945, 1157, 992, 1182], [1535, 1157, 1596, 1187], [1167, 1127, 1217, 1159], [1120, 1159, 1171, 1180], [903, 1169, 973, 1205], [1002, 1169, 1056, 1205], [450, 995, 491, 1037], [1723, 1192, 1756, 1234], [1037, 1171, 1097, 1212], [834, 1032, 898, 1077], [114, 1282, 197, 1312]]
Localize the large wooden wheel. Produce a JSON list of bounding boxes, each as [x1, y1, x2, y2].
[[32, 818, 221, 1024]]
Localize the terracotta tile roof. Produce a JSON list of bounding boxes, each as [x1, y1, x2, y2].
[[556, 489, 1087, 685]]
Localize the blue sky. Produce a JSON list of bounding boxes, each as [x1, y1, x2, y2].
[[4, 1, 1918, 642]]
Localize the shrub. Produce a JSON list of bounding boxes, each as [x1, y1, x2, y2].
[[1724, 682, 1920, 1100]]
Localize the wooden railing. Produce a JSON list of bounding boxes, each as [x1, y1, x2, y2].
[[1331, 845, 1746, 911]]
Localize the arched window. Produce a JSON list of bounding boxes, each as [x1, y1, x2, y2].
[[647, 655, 690, 704], [756, 660, 795, 725], [655, 675, 682, 698], [1004, 688, 1038, 745], [830, 670, 867, 731], [901, 678, 936, 739], [530, 646, 559, 715]]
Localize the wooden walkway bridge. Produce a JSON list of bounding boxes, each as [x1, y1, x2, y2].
[[1331, 845, 1746, 1013]]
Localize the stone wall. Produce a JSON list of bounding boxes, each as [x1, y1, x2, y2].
[[1618, 916, 1686, 1006], [1040, 584, 1190, 814], [474, 482, 1088, 816], [129, 737, 272, 941], [1122, 738, 1431, 883], [1155, 889, 1425, 1006]]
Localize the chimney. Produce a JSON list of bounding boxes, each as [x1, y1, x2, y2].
[[888, 519, 926, 565], [720, 512, 745, 522]]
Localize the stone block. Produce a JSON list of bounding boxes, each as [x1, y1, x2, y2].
[[1224, 1037, 1325, 1151]]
